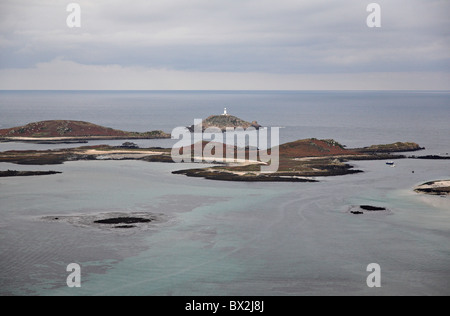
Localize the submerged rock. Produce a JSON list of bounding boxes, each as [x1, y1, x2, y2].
[[360, 205, 387, 211], [94, 217, 152, 225], [348, 205, 392, 215], [41, 212, 167, 232]]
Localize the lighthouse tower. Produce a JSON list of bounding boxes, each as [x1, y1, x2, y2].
[[222, 108, 228, 116]]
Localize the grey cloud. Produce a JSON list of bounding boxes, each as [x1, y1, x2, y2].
[[0, 0, 449, 87]]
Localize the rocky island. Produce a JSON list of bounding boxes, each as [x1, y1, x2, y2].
[[0, 138, 425, 182], [415, 180, 450, 196], [355, 142, 424, 153], [0, 120, 170, 142], [172, 139, 421, 182], [188, 110, 261, 132], [0, 115, 427, 183], [0, 145, 172, 165]]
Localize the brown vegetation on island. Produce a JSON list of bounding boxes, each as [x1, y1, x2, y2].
[[0, 136, 426, 182], [171, 139, 424, 182], [0, 120, 170, 140], [188, 115, 261, 132], [354, 142, 424, 153]]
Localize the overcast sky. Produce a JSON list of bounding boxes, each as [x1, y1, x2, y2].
[[0, 0, 449, 90]]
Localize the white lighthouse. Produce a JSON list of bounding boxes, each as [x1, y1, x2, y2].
[[222, 108, 228, 116]]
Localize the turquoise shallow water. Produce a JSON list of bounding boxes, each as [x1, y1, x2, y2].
[[0, 91, 449, 295], [0, 158, 448, 296]]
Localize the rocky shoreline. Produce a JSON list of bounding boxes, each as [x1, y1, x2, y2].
[[0, 146, 171, 165], [172, 169, 319, 182], [0, 135, 170, 143], [411, 155, 450, 160], [353, 142, 424, 153], [0, 170, 62, 177], [168, 140, 420, 182], [415, 180, 450, 196], [0, 140, 435, 183]]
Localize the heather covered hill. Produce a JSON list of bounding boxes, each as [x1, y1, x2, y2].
[[0, 120, 170, 139], [279, 139, 357, 158]]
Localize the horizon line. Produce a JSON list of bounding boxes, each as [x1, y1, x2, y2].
[[1, 89, 449, 93]]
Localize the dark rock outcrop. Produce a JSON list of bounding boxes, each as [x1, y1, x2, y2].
[[94, 217, 152, 225], [0, 170, 62, 177]]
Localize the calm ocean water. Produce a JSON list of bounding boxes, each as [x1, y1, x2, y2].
[[0, 91, 449, 295], [1, 91, 449, 151]]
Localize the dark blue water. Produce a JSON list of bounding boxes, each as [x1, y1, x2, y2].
[[1, 91, 449, 151]]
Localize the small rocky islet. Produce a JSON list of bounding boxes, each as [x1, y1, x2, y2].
[[348, 205, 391, 215], [187, 113, 261, 132], [43, 212, 164, 231], [415, 180, 450, 196]]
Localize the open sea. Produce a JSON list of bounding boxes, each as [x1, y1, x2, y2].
[[0, 91, 449, 296]]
